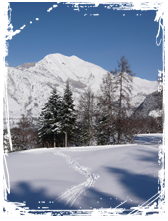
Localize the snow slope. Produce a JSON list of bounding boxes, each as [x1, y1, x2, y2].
[[5, 134, 163, 215], [6, 53, 158, 121], [6, 54, 107, 119]]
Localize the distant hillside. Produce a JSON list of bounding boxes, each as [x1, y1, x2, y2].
[[133, 91, 163, 119]]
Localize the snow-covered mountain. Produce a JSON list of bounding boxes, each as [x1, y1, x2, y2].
[[5, 53, 158, 125], [133, 91, 162, 119]]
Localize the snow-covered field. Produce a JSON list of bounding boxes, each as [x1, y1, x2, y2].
[[5, 133, 163, 215]]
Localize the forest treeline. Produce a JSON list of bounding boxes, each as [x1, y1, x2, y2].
[[4, 56, 163, 152]]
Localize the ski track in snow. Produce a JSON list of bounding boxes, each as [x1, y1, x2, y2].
[[54, 151, 99, 207], [51, 135, 162, 208]]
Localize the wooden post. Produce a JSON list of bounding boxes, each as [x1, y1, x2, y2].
[[54, 134, 56, 147], [46, 141, 49, 148], [63, 132, 67, 147], [65, 132, 67, 147]]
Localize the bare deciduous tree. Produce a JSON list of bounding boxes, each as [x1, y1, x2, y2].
[[4, 115, 38, 152], [95, 72, 116, 144], [76, 87, 96, 146], [111, 56, 135, 144]]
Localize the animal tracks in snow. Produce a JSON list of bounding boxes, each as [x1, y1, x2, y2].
[[54, 151, 99, 207]]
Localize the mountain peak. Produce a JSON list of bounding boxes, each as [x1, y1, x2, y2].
[[42, 53, 85, 65], [6, 53, 158, 122]]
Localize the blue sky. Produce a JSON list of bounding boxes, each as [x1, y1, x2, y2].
[[6, 2, 163, 81]]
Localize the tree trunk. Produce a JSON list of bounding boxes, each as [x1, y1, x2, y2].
[[117, 73, 123, 144], [64, 132, 67, 147], [54, 134, 56, 147]]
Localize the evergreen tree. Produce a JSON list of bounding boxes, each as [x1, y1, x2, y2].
[[111, 56, 135, 144], [38, 88, 62, 147], [60, 81, 76, 146]]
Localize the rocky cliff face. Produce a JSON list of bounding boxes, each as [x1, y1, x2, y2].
[[133, 91, 163, 119]]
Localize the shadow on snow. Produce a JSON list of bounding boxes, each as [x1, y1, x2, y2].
[[6, 139, 161, 214], [133, 148, 161, 163], [3, 174, 165, 216], [7, 181, 78, 210], [105, 167, 159, 203], [134, 135, 162, 145]]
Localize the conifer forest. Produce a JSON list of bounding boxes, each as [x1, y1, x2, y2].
[[4, 56, 163, 152]]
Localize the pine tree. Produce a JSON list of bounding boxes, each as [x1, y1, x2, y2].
[[111, 56, 135, 144], [38, 88, 62, 147], [60, 81, 76, 146]]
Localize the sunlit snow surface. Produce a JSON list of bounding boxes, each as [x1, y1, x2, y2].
[[6, 134, 163, 215]]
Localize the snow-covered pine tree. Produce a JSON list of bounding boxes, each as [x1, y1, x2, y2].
[[38, 88, 62, 147], [60, 81, 76, 146], [111, 56, 135, 144], [38, 103, 52, 147]]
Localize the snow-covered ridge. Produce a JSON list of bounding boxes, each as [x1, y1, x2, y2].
[[6, 53, 158, 122]]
